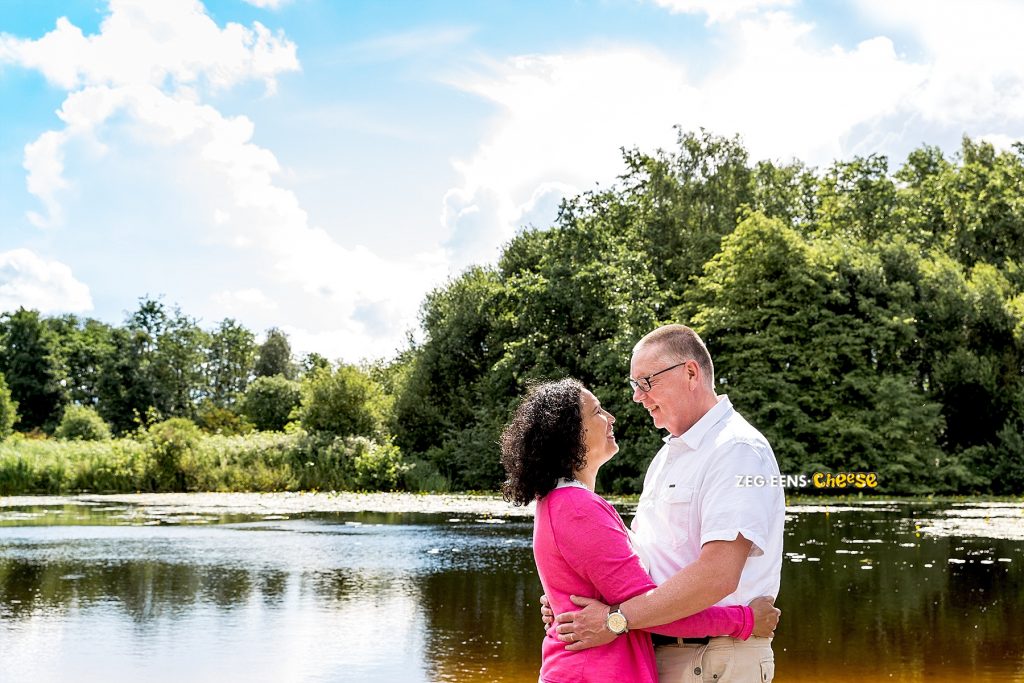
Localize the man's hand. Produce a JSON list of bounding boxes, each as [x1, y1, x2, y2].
[[554, 595, 617, 651], [748, 596, 780, 638], [540, 594, 553, 628]]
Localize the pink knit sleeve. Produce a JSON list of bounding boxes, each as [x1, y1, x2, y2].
[[651, 604, 754, 640], [549, 488, 752, 639]]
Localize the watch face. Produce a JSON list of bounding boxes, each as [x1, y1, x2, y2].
[[607, 611, 628, 634]]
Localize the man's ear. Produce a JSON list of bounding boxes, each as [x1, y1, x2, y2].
[[687, 360, 699, 387]]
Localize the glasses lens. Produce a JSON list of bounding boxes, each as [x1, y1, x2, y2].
[[628, 377, 651, 392]]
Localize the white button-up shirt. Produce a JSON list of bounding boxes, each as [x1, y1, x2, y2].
[[630, 395, 784, 605]]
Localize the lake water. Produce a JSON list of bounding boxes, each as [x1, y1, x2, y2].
[[1, 496, 1022, 682]]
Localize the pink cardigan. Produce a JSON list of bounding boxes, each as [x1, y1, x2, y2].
[[535, 485, 753, 683]]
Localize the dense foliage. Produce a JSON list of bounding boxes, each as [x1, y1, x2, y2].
[[395, 132, 1024, 495], [1, 131, 1022, 495], [0, 372, 15, 440]]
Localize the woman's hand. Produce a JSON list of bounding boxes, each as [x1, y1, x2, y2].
[[748, 596, 780, 638], [540, 594, 554, 628]]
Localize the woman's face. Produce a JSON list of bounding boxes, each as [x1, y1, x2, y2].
[[580, 388, 618, 467]]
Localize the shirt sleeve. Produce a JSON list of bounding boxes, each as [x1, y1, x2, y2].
[[697, 441, 778, 556], [548, 488, 752, 639]]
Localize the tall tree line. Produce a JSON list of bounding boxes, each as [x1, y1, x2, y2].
[[2, 131, 1022, 494], [392, 131, 1024, 494], [0, 300, 300, 435]]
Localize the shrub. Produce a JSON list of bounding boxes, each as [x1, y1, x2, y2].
[[241, 375, 301, 432], [0, 435, 149, 494], [352, 438, 407, 491], [402, 458, 450, 493], [146, 417, 202, 491], [187, 431, 300, 491], [295, 365, 384, 437], [195, 402, 254, 436], [54, 404, 111, 441]]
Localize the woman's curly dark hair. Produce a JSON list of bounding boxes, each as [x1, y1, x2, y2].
[[500, 378, 587, 506]]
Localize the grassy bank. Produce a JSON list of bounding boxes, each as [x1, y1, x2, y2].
[[0, 426, 448, 495]]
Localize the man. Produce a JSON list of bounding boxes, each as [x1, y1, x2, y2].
[[546, 324, 784, 681]]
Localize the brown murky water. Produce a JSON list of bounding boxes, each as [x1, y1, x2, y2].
[[1, 496, 1022, 682]]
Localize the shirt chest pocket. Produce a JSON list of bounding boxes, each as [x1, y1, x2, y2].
[[657, 484, 694, 548]]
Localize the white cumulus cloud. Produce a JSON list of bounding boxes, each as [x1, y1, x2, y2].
[[0, 249, 93, 314], [853, 0, 1024, 127], [437, 2, 1024, 270], [1, 0, 446, 362], [0, 0, 298, 92], [441, 15, 930, 269]]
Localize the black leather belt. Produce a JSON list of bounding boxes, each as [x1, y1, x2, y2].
[[651, 634, 711, 646]]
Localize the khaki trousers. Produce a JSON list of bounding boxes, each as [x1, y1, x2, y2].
[[655, 636, 774, 683]]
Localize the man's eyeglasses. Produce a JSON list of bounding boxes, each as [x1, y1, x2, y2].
[[628, 361, 688, 393]]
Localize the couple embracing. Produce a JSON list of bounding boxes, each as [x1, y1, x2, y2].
[[501, 324, 785, 682]]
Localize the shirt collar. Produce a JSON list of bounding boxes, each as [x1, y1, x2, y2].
[[663, 394, 734, 450]]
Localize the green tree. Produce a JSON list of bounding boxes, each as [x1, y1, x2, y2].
[[95, 326, 150, 434], [93, 298, 205, 432], [156, 306, 207, 418], [896, 137, 1024, 267], [689, 212, 946, 491], [46, 315, 115, 409], [750, 159, 819, 231], [205, 318, 256, 407], [0, 308, 66, 432], [255, 328, 296, 379], [814, 155, 897, 242], [297, 364, 384, 437], [300, 352, 332, 376], [241, 375, 302, 432], [393, 267, 502, 458], [620, 128, 753, 311], [0, 371, 17, 439]]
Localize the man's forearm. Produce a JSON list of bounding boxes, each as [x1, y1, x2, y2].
[[619, 558, 729, 629], [620, 537, 751, 630]]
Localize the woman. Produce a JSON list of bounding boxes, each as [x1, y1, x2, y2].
[[501, 378, 775, 683]]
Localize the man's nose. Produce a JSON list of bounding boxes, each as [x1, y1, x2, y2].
[[632, 386, 645, 403]]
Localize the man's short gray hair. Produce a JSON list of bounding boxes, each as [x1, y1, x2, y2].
[[634, 324, 715, 389]]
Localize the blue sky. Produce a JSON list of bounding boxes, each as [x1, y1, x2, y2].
[[2, 0, 1023, 362]]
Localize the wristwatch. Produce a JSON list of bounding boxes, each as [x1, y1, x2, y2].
[[606, 604, 629, 635]]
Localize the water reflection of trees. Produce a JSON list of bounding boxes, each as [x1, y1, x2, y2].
[[776, 509, 1024, 681], [0, 559, 290, 622], [417, 560, 543, 683], [2, 506, 1021, 682]]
